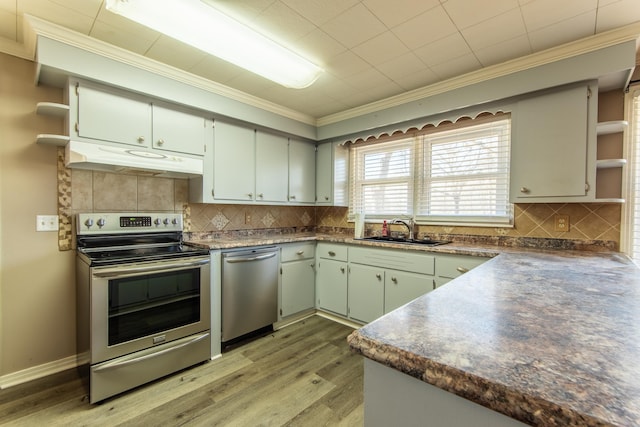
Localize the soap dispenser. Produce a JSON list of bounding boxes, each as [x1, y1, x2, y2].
[[381, 220, 388, 237]]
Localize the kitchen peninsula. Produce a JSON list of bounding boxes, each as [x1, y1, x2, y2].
[[347, 248, 640, 427]]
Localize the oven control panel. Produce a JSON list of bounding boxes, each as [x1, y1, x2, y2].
[[77, 212, 183, 234]]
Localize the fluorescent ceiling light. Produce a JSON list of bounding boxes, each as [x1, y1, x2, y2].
[[105, 0, 323, 89]]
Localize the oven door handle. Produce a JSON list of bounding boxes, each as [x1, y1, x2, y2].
[[92, 332, 210, 373], [92, 258, 210, 278]]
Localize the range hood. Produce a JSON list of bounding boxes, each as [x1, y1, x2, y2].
[[65, 140, 203, 178]]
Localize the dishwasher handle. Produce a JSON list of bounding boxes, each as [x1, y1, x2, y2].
[[225, 252, 277, 263]]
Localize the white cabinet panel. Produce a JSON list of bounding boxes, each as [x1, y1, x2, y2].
[[152, 104, 206, 156], [385, 270, 433, 313], [77, 84, 151, 147], [316, 258, 348, 316], [256, 131, 289, 203], [316, 142, 349, 206], [348, 264, 384, 323], [289, 139, 316, 204], [281, 260, 315, 318], [510, 83, 596, 202], [213, 121, 255, 202]]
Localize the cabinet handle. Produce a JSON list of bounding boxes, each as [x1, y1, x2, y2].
[[456, 267, 469, 274], [258, 193, 264, 198], [157, 138, 164, 146], [296, 250, 305, 255], [376, 273, 382, 280], [340, 267, 345, 273], [328, 251, 336, 256], [324, 196, 329, 201], [391, 277, 397, 284], [290, 195, 296, 200], [520, 187, 530, 194], [137, 136, 145, 143], [247, 193, 253, 198]]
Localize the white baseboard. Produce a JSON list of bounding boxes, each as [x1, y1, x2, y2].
[[0, 355, 78, 389]]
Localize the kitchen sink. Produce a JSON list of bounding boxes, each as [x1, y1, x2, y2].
[[360, 236, 451, 246]]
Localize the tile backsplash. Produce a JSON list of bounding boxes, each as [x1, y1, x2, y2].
[[59, 152, 620, 250]]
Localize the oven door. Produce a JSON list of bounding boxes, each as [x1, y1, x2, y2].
[[89, 255, 210, 364]]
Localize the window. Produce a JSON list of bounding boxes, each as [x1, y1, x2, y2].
[[350, 138, 414, 217], [349, 115, 512, 226], [416, 118, 512, 224], [624, 86, 640, 263]]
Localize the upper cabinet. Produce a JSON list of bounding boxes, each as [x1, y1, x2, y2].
[[192, 121, 317, 205], [316, 142, 349, 206], [212, 120, 256, 202], [72, 79, 208, 157], [256, 131, 289, 203], [510, 82, 597, 203], [288, 139, 316, 204]]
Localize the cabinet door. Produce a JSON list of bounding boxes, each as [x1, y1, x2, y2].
[[316, 142, 332, 204], [213, 121, 255, 201], [289, 139, 316, 204], [256, 131, 289, 203], [281, 260, 315, 317], [511, 84, 593, 201], [385, 270, 433, 313], [316, 259, 348, 316], [77, 84, 151, 147], [348, 264, 384, 323], [152, 104, 205, 155]]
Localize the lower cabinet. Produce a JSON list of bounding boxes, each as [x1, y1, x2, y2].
[[385, 270, 434, 313], [280, 243, 316, 318], [314, 242, 488, 324], [316, 258, 348, 316], [348, 264, 384, 323], [435, 254, 488, 287]]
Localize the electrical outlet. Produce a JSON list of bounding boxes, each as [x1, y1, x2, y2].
[[554, 214, 569, 232], [245, 212, 251, 224], [36, 215, 59, 232]]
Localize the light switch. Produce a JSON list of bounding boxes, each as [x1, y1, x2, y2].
[[36, 215, 59, 231]]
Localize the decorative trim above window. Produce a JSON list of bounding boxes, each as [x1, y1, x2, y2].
[[348, 112, 513, 227], [339, 109, 510, 146]]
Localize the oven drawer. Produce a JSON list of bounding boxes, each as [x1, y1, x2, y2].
[[90, 331, 210, 403]]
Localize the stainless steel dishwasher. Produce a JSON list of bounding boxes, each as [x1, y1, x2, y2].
[[221, 246, 279, 342]]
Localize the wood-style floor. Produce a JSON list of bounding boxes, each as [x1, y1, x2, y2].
[[0, 316, 363, 426]]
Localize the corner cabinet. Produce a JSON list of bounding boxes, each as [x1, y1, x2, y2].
[[316, 142, 349, 206], [279, 242, 316, 319], [315, 243, 349, 316], [510, 82, 597, 203]]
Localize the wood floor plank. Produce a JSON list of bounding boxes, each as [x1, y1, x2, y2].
[[0, 315, 363, 426]]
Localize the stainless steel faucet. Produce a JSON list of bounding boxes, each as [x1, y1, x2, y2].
[[390, 218, 414, 240]]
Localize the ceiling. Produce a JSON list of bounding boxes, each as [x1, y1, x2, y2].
[[1, 0, 640, 120]]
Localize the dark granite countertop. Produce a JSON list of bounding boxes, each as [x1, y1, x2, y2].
[[187, 232, 640, 425], [348, 250, 640, 427]]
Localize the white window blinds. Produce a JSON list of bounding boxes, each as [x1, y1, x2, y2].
[[349, 138, 413, 218], [627, 88, 640, 263], [349, 114, 512, 226], [416, 117, 512, 224]]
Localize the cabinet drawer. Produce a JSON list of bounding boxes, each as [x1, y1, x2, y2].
[[317, 243, 348, 261], [281, 242, 315, 262], [436, 254, 487, 279], [349, 247, 434, 276]]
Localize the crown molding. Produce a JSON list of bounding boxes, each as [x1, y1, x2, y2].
[[316, 22, 640, 127], [21, 15, 317, 126]]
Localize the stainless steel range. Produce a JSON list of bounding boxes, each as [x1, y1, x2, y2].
[[75, 212, 211, 403]]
